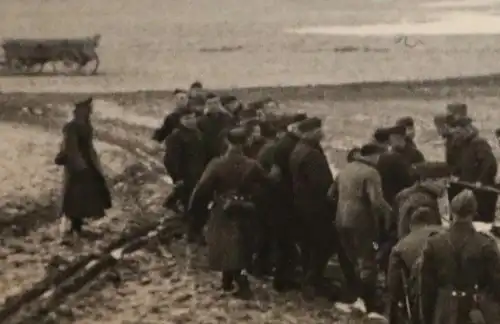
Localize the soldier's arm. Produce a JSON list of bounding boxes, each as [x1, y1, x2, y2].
[[386, 248, 405, 321], [419, 240, 438, 324], [153, 113, 177, 142], [474, 140, 497, 183], [365, 170, 392, 229], [188, 159, 220, 213], [481, 237, 500, 300], [257, 143, 276, 172], [63, 123, 87, 172], [164, 132, 183, 182]]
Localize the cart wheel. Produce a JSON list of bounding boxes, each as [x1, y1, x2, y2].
[[77, 55, 100, 75], [52, 58, 79, 75]]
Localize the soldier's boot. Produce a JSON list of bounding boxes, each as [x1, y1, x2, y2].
[[221, 271, 235, 292], [233, 273, 253, 300]]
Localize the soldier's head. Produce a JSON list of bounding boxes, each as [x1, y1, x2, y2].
[[451, 189, 477, 223], [73, 97, 93, 122], [386, 125, 407, 150], [188, 96, 206, 114], [409, 207, 438, 232], [413, 162, 450, 196], [346, 146, 362, 163], [173, 89, 189, 110], [296, 117, 323, 142], [372, 127, 390, 150], [226, 127, 248, 149], [446, 102, 468, 119], [395, 116, 416, 140], [189, 81, 203, 97], [359, 143, 384, 164], [204, 93, 223, 114], [220, 95, 242, 114], [447, 116, 474, 140]]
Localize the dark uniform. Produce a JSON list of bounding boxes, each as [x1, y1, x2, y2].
[[387, 215, 443, 324], [197, 110, 233, 162], [188, 128, 271, 299], [164, 117, 206, 211], [449, 118, 498, 222], [395, 162, 450, 239], [419, 190, 500, 324], [289, 118, 336, 288], [56, 98, 112, 235], [377, 125, 417, 272], [395, 117, 425, 165]]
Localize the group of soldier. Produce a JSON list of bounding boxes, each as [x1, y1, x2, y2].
[[55, 81, 500, 323]]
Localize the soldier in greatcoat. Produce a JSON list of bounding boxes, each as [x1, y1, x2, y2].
[[163, 113, 207, 215], [395, 116, 425, 165], [335, 143, 392, 318], [419, 190, 500, 324], [290, 117, 359, 300], [152, 89, 191, 144], [197, 93, 234, 162], [252, 115, 307, 291], [386, 207, 444, 324], [395, 162, 449, 239], [55, 97, 112, 238], [377, 125, 417, 272], [448, 117, 498, 222], [188, 127, 272, 299]]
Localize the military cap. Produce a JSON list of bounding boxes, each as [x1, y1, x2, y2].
[[446, 116, 473, 128], [297, 117, 322, 133], [386, 125, 406, 136], [395, 116, 415, 128], [451, 189, 477, 217], [220, 95, 238, 106], [347, 146, 362, 162], [360, 143, 384, 157], [227, 127, 248, 145], [373, 127, 391, 143], [75, 97, 93, 110], [205, 92, 219, 100], [291, 112, 308, 123], [190, 81, 203, 89], [413, 162, 451, 180], [173, 88, 187, 95], [446, 102, 468, 117]]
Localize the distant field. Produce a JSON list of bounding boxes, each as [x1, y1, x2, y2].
[[1, 0, 500, 91]]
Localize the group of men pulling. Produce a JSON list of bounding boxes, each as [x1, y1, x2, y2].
[[55, 81, 500, 324]]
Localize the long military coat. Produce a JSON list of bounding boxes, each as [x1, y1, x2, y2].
[[387, 225, 443, 324], [451, 133, 498, 222], [58, 120, 112, 220], [188, 148, 270, 271], [420, 222, 500, 324]]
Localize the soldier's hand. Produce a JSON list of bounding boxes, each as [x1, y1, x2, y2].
[[474, 181, 482, 188], [450, 176, 459, 182]]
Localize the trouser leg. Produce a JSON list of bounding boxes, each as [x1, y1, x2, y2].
[[70, 217, 83, 234], [221, 271, 235, 291]]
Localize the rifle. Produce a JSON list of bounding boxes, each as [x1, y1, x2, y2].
[[449, 180, 500, 195], [400, 268, 413, 323]]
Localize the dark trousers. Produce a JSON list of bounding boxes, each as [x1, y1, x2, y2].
[[221, 269, 249, 291], [338, 227, 378, 312], [69, 216, 83, 234]]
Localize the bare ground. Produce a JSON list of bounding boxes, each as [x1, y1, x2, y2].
[[0, 81, 499, 323]]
